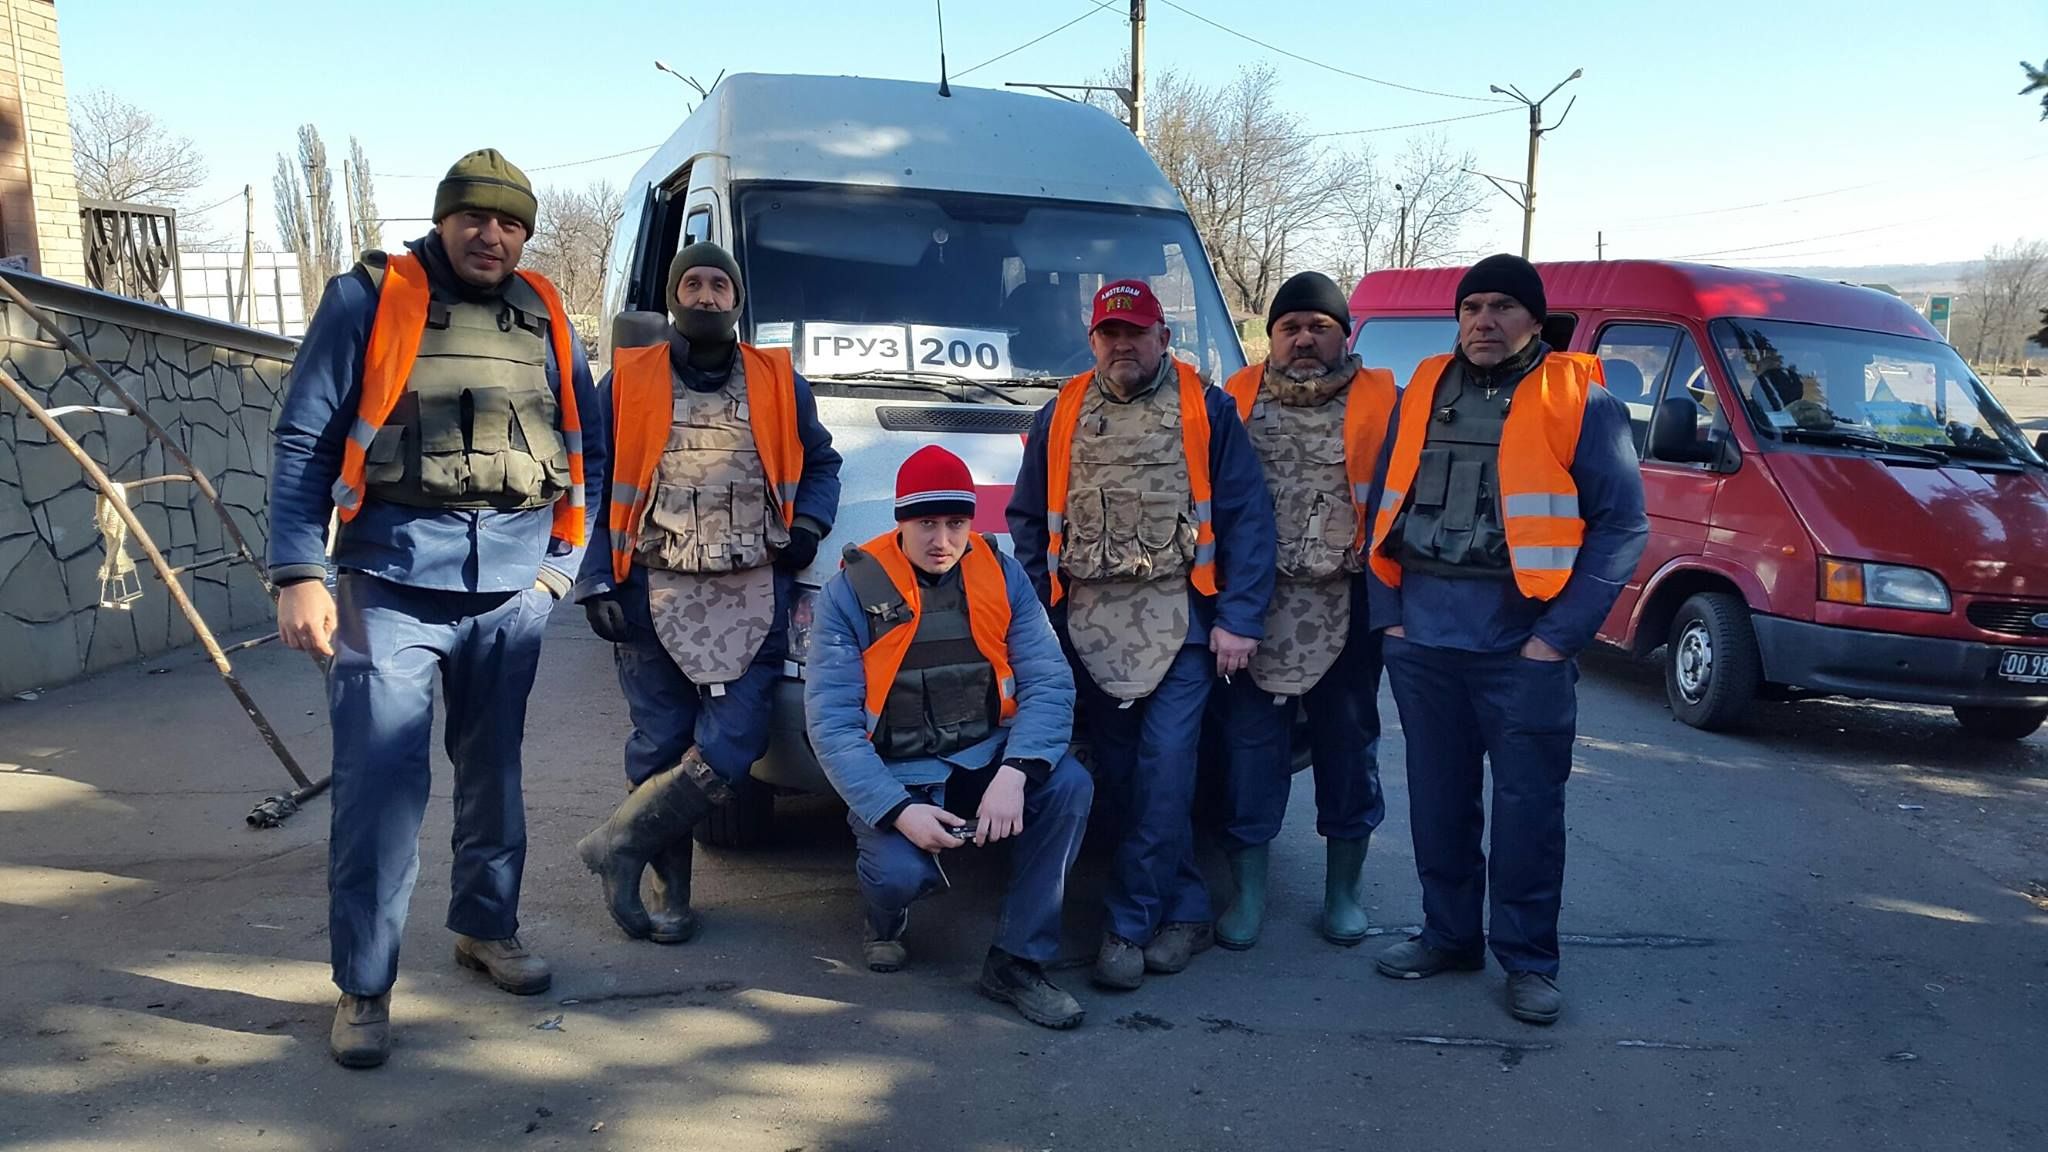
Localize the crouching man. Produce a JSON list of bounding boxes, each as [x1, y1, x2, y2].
[[805, 447, 1095, 1030]]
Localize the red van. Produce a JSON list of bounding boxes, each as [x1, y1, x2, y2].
[[1349, 260, 2048, 739]]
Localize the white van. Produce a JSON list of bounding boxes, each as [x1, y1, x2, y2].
[[603, 73, 1245, 846]]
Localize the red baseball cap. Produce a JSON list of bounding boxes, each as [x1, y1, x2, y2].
[[1089, 279, 1165, 332]]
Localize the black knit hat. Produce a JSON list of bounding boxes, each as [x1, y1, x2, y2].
[[1267, 271, 1352, 335], [1455, 254, 1547, 320]]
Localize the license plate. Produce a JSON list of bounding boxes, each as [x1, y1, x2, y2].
[[1996, 649, 2048, 684]]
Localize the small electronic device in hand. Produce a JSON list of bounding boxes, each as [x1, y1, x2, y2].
[[949, 820, 980, 840]]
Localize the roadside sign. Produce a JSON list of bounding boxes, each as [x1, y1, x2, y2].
[[1928, 296, 1951, 326]]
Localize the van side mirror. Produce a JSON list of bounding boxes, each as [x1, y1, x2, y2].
[[1649, 396, 1721, 466], [611, 310, 670, 358]]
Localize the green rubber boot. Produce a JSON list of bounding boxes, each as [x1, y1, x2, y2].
[[1215, 844, 1269, 951], [1322, 837, 1370, 946]]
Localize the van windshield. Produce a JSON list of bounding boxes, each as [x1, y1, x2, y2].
[[733, 184, 1243, 389], [1351, 316, 1458, 386], [1710, 318, 2044, 467]]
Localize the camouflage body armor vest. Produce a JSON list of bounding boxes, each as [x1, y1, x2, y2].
[[1062, 375, 1199, 700], [357, 260, 570, 510], [638, 357, 791, 686], [1394, 361, 1515, 579], [1242, 367, 1362, 695], [843, 553, 997, 760]]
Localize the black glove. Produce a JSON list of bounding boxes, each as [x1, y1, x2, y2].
[[776, 524, 821, 571], [584, 595, 629, 644]]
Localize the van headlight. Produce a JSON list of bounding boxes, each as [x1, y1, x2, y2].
[[787, 585, 819, 661], [1821, 559, 1951, 612]]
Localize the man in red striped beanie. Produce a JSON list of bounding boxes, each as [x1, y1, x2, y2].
[[805, 446, 1096, 1029]]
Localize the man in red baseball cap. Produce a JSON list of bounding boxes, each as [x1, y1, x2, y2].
[[1008, 278, 1277, 991], [806, 446, 1096, 1029]]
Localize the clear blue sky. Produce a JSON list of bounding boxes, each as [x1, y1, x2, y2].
[[55, 0, 2048, 267]]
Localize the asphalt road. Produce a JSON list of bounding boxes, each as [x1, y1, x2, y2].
[[1, 614, 2043, 1151]]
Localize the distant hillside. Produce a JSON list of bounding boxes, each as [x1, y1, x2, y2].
[[1758, 261, 1977, 294]]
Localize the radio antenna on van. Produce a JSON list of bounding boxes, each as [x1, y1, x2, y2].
[[935, 0, 953, 97]]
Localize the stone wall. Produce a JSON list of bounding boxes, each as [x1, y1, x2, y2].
[[0, 270, 296, 695]]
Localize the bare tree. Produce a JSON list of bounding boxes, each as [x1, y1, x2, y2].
[[69, 89, 208, 209], [345, 137, 382, 260], [522, 181, 627, 354], [1388, 135, 1489, 267], [1967, 241, 2048, 375], [274, 125, 344, 313], [2023, 59, 2048, 119]]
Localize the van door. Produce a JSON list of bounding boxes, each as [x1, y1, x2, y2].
[[1591, 320, 1729, 640]]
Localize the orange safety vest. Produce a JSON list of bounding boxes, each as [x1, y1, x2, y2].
[[605, 341, 805, 584], [853, 529, 1018, 737], [1043, 359, 1216, 604], [1225, 363, 1398, 551], [1367, 351, 1602, 601], [333, 251, 586, 545]]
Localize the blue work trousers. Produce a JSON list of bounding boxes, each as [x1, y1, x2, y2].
[[1074, 644, 1215, 945], [1381, 634, 1578, 976], [326, 573, 553, 997], [849, 754, 1094, 963], [1221, 628, 1386, 850], [612, 586, 781, 787]]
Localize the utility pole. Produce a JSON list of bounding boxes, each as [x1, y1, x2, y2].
[[1476, 68, 1582, 258], [1129, 0, 1146, 142], [241, 184, 254, 327], [1597, 230, 1605, 260], [342, 160, 361, 264], [1395, 182, 1407, 267]]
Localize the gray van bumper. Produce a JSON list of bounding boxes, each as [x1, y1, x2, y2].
[[1753, 616, 2048, 709]]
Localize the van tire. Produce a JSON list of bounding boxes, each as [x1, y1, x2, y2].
[[694, 776, 775, 850], [1952, 705, 2048, 741], [1664, 593, 1762, 731]]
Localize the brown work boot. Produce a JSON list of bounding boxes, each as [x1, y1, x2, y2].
[[1142, 921, 1215, 974], [1506, 972, 1564, 1025], [864, 910, 909, 973], [1092, 932, 1145, 991], [329, 993, 390, 1069], [453, 934, 552, 995]]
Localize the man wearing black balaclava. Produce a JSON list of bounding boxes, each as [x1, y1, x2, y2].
[[571, 241, 841, 947]]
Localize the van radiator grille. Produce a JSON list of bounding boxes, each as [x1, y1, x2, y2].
[[875, 406, 1037, 435], [1966, 601, 2048, 637]]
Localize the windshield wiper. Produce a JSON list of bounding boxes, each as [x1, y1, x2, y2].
[[813, 368, 1028, 406], [1775, 426, 1952, 463]]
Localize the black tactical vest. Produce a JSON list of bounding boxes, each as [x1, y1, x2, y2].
[[845, 540, 1000, 761], [1393, 359, 1518, 578], [357, 253, 571, 511]]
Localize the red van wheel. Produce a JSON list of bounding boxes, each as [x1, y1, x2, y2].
[[1664, 593, 1762, 731]]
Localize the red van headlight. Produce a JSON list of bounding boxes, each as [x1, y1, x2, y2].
[[1820, 558, 1951, 613]]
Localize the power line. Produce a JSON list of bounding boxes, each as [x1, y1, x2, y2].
[[185, 190, 245, 216], [1307, 107, 1518, 139], [957, 1, 1120, 79], [1157, 0, 1508, 104], [372, 143, 661, 180]]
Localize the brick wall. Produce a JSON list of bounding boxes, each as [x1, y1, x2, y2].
[[0, 0, 83, 284]]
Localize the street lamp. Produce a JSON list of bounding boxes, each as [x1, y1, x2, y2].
[[1482, 68, 1583, 258]]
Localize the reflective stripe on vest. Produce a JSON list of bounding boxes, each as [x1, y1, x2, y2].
[[607, 342, 805, 584], [854, 531, 1018, 736], [1044, 359, 1215, 604], [333, 251, 585, 545], [1225, 363, 1398, 551], [1366, 351, 1600, 602]]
